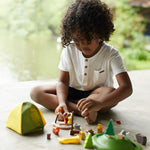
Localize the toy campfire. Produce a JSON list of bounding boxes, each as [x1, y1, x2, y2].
[[52, 108, 81, 135]]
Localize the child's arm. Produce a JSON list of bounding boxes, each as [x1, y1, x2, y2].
[[77, 72, 133, 116], [55, 70, 70, 114]]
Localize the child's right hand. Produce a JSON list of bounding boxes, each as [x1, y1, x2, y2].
[[55, 103, 68, 114], [55, 104, 68, 121]]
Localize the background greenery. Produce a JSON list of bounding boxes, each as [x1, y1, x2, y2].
[[105, 0, 150, 70], [0, 0, 149, 81]]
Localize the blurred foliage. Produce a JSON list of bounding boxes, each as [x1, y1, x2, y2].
[[103, 0, 150, 70], [0, 0, 149, 71], [105, 0, 146, 49], [0, 0, 68, 36]]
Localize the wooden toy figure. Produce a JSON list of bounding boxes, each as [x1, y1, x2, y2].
[[55, 107, 62, 123], [79, 131, 85, 140], [61, 112, 72, 125], [67, 116, 72, 125], [63, 113, 68, 124], [97, 123, 103, 133]]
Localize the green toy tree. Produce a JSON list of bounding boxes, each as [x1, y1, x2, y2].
[[83, 132, 93, 149], [105, 119, 115, 135]]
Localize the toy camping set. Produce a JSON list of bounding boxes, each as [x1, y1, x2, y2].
[[6, 102, 147, 150]]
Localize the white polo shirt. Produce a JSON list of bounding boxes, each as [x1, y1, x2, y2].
[[58, 42, 126, 91]]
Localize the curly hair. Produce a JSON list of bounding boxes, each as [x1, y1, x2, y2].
[[60, 0, 115, 47]]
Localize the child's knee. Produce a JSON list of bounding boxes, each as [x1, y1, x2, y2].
[[101, 87, 115, 93], [100, 103, 118, 112], [30, 86, 43, 103], [93, 86, 115, 95]]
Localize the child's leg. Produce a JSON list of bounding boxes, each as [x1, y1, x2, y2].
[[85, 87, 117, 124], [30, 83, 80, 115], [30, 83, 58, 110], [89, 86, 117, 110]]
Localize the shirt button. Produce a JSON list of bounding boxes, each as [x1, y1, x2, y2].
[[84, 73, 87, 76], [85, 66, 88, 68], [85, 59, 88, 61]]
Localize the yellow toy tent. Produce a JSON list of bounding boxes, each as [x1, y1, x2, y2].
[[6, 102, 46, 135]]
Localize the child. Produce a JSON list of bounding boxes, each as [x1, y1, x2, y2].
[[30, 0, 132, 124]]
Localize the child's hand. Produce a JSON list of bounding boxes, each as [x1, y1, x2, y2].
[[77, 98, 102, 116], [55, 104, 68, 121], [55, 103, 68, 114]]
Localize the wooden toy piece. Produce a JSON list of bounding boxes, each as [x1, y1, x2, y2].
[[73, 123, 80, 130], [47, 133, 51, 139], [57, 136, 81, 144], [70, 111, 81, 135], [68, 116, 72, 125], [136, 133, 147, 145], [107, 135, 112, 138], [70, 129, 80, 135], [55, 107, 63, 123], [118, 134, 124, 140], [64, 117, 68, 124], [79, 130, 85, 140], [105, 119, 115, 135], [58, 107, 62, 113], [53, 127, 60, 135], [59, 122, 66, 125], [119, 130, 127, 136], [86, 129, 95, 136], [53, 111, 74, 130], [97, 123, 103, 133], [63, 112, 73, 125], [57, 113, 64, 121], [55, 114, 59, 123], [53, 121, 72, 130], [116, 120, 121, 124], [71, 111, 74, 130]]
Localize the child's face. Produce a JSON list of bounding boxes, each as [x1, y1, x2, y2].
[[72, 32, 100, 58]]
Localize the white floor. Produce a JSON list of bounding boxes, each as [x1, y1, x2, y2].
[[0, 70, 150, 150]]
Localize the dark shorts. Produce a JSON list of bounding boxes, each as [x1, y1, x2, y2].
[[67, 87, 93, 102]]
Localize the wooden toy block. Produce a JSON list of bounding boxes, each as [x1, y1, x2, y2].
[[47, 133, 51, 139], [136, 133, 147, 145], [70, 129, 80, 135], [86, 129, 95, 136]]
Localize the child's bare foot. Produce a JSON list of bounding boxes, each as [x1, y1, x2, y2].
[[85, 111, 98, 124]]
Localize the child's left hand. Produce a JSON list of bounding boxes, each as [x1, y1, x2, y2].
[[77, 98, 102, 116]]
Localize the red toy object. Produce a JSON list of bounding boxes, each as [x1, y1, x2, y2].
[[116, 120, 121, 124], [58, 107, 62, 113], [64, 117, 68, 124], [53, 127, 60, 135]]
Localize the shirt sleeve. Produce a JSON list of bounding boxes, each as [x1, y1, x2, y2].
[[110, 50, 126, 76], [58, 47, 70, 72]]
